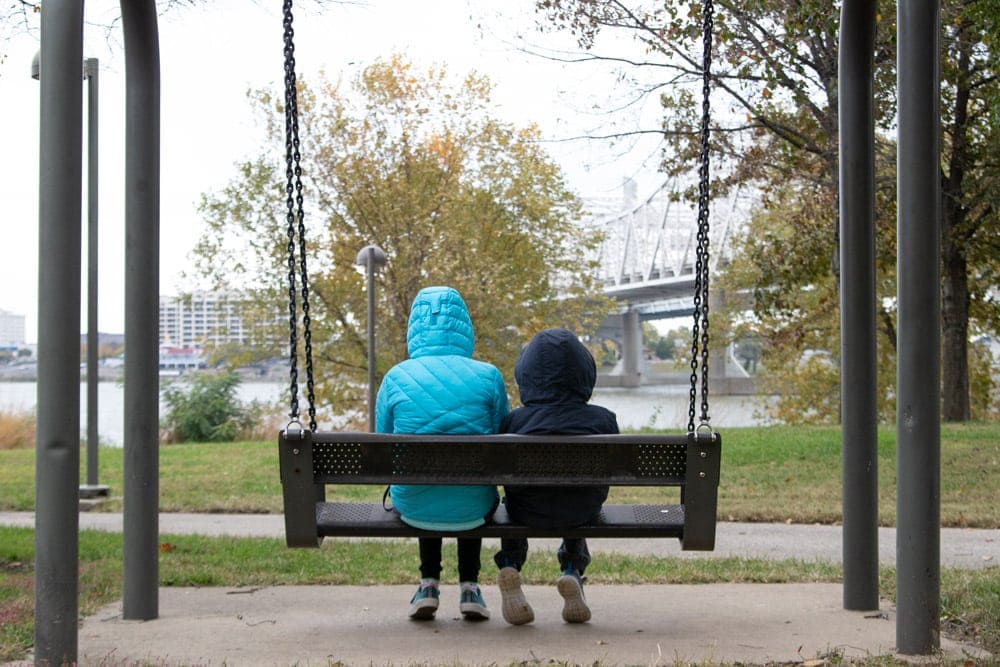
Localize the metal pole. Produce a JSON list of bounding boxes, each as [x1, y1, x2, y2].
[[121, 0, 161, 620], [355, 245, 385, 431], [82, 57, 108, 497], [366, 254, 376, 432], [897, 0, 941, 654], [838, 0, 879, 611], [34, 3, 84, 663]]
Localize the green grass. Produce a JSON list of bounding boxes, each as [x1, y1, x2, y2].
[[2, 526, 997, 664], [2, 424, 997, 527], [2, 424, 997, 663]]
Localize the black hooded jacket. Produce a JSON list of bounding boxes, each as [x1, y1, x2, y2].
[[501, 328, 618, 528]]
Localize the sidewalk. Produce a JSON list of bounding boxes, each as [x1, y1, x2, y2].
[[2, 512, 996, 665], [3, 511, 997, 568]]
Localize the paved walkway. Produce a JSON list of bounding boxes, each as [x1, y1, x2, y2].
[[2, 511, 997, 568], [2, 512, 996, 666]]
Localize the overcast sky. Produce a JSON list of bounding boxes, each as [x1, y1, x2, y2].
[[0, 0, 668, 343]]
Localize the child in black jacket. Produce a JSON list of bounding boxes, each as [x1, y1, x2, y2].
[[493, 328, 619, 625]]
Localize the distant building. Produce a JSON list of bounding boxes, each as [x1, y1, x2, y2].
[[158, 345, 207, 373], [0, 309, 26, 347], [159, 291, 248, 349]]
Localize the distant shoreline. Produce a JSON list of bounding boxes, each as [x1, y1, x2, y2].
[[0, 365, 288, 383]]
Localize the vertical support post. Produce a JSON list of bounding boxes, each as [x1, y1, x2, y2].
[[622, 308, 641, 388], [34, 2, 84, 663], [897, 0, 941, 654], [838, 0, 879, 611], [82, 57, 107, 495], [121, 0, 161, 621]]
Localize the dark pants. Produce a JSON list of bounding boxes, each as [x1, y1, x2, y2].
[[493, 537, 591, 575], [419, 538, 482, 582]]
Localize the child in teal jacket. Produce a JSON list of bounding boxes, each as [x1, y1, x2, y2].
[[376, 286, 509, 620]]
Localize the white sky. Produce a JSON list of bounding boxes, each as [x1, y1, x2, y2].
[[0, 0, 669, 343]]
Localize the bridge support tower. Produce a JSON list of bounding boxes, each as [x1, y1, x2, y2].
[[621, 308, 642, 388]]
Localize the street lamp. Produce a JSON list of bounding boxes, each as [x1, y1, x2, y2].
[[33, 52, 108, 499], [355, 245, 386, 431]]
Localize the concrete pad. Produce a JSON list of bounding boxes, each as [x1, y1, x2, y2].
[[69, 584, 989, 666]]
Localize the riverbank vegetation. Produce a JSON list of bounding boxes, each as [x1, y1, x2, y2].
[[1, 424, 997, 527], [0, 408, 34, 450]]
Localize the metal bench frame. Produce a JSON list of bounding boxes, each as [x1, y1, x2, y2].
[[278, 431, 721, 550]]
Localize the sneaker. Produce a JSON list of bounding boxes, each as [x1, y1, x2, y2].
[[557, 569, 591, 623], [459, 583, 490, 621], [408, 580, 439, 620], [498, 566, 534, 626]]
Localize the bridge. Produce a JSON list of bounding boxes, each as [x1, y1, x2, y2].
[[586, 178, 754, 390]]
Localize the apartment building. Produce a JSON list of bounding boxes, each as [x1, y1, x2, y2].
[[0, 309, 26, 347], [159, 291, 248, 349]]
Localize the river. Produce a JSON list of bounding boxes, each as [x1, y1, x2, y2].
[[0, 380, 774, 447]]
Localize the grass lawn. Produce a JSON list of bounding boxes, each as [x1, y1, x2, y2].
[[1, 423, 997, 663]]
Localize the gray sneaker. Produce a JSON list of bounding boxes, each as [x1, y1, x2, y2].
[[556, 569, 591, 623], [498, 566, 534, 625]]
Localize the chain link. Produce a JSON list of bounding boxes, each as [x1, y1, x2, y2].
[[688, 0, 713, 434], [282, 0, 316, 432]]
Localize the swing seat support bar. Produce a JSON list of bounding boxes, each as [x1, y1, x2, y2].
[[278, 431, 721, 550]]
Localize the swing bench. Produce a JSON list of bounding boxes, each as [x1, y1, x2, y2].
[[279, 430, 721, 549], [277, 0, 720, 552]]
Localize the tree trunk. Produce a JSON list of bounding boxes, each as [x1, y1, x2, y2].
[[941, 249, 971, 421], [939, 20, 974, 422]]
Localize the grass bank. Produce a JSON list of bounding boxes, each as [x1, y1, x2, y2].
[[2, 424, 997, 527], [1, 526, 997, 664]]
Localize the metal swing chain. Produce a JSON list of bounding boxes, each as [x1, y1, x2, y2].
[[282, 0, 317, 432], [688, 0, 713, 435]]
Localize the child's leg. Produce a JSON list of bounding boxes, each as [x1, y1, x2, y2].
[[457, 538, 490, 620], [418, 537, 443, 580], [557, 538, 591, 623], [557, 538, 592, 575], [410, 537, 443, 619], [495, 538, 534, 625], [456, 537, 482, 582], [493, 537, 529, 571]]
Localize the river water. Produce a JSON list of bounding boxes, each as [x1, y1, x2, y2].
[[0, 380, 773, 447]]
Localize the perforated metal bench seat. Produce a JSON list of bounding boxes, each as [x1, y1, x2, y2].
[[315, 502, 686, 539], [279, 431, 720, 550]]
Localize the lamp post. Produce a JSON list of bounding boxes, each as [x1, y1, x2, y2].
[[32, 52, 107, 499], [355, 245, 386, 431]]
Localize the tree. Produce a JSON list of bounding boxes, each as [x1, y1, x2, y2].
[[193, 55, 612, 425], [938, 2, 1000, 419], [535, 0, 1000, 422], [654, 335, 675, 361]]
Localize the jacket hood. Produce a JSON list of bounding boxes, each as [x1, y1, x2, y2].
[[515, 328, 596, 405], [406, 286, 475, 359]]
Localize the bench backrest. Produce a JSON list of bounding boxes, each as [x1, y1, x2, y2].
[[299, 432, 714, 486]]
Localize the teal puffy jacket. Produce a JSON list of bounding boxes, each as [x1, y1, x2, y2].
[[376, 286, 508, 530]]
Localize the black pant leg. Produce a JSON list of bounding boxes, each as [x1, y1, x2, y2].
[[493, 537, 529, 571], [456, 537, 482, 583], [418, 537, 443, 580]]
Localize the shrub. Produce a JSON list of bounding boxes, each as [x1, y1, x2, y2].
[[235, 398, 287, 441], [0, 408, 35, 450], [161, 371, 248, 443]]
